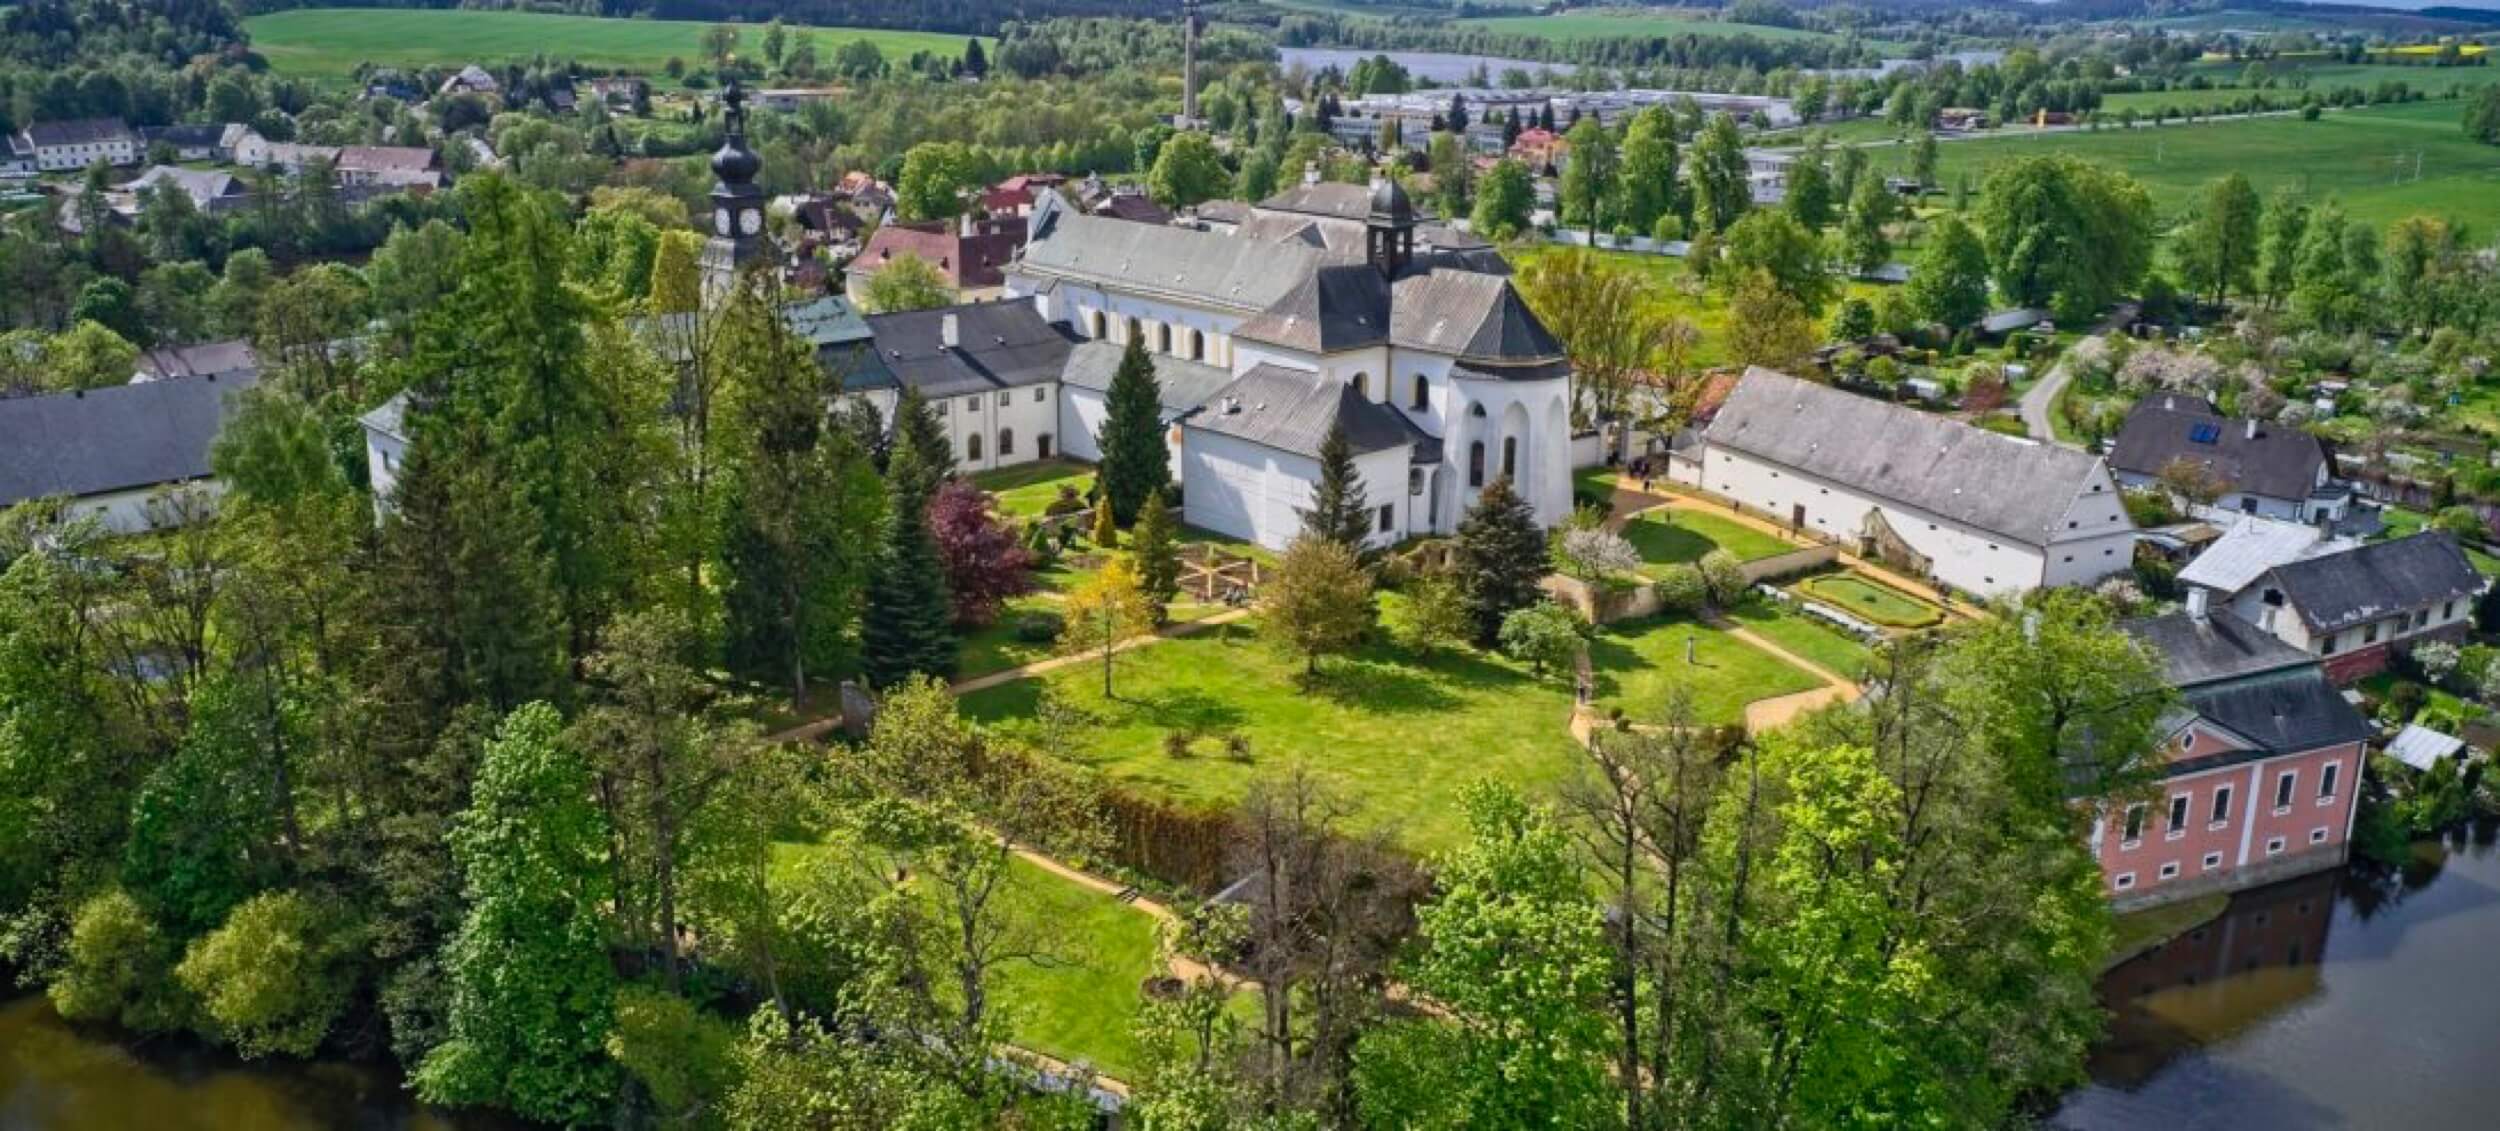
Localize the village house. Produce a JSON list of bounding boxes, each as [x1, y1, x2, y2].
[[9, 118, 139, 172], [136, 123, 230, 162], [1699, 369, 2138, 596], [2109, 394, 2351, 523], [0, 372, 257, 532], [335, 145, 441, 189], [2221, 531, 2484, 683], [2098, 597, 2373, 908], [439, 64, 500, 98], [115, 166, 250, 216], [846, 216, 1024, 304]]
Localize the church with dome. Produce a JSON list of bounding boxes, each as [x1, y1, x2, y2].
[[1004, 173, 1578, 551]]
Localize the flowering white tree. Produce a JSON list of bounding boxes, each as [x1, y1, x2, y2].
[[1556, 527, 1643, 582]]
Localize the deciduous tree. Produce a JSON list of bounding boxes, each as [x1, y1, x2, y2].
[[1262, 535, 1376, 676]]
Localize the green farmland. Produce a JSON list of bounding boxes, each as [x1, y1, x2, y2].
[[1923, 101, 2500, 234], [244, 8, 973, 82], [1457, 10, 1908, 51], [2096, 60, 2500, 116]]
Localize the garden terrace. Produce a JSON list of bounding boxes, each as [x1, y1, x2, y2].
[[1620, 507, 1801, 573], [973, 459, 1097, 520], [1787, 572, 1947, 630], [959, 608, 1826, 852]]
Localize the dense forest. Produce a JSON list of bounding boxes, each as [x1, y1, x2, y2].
[[230, 0, 1191, 36]]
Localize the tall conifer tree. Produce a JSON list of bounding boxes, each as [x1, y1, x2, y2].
[[1096, 336, 1170, 526]]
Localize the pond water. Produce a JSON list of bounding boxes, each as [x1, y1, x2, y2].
[[1278, 46, 1575, 84], [2059, 828, 2500, 1130], [0, 995, 522, 1131]]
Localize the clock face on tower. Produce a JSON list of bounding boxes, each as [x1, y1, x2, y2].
[[739, 208, 762, 236], [713, 207, 732, 236]]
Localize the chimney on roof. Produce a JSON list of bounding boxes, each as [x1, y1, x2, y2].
[[2186, 586, 2210, 623], [940, 313, 960, 350]]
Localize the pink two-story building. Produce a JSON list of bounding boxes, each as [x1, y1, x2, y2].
[[2096, 598, 2375, 909]]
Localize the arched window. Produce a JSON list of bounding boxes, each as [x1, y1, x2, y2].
[[1469, 403, 1487, 418], [1188, 329, 1205, 361], [1468, 441, 1486, 488], [1501, 437, 1518, 482], [1125, 316, 1142, 343], [1352, 372, 1370, 400], [998, 428, 1015, 457], [1157, 323, 1172, 353], [1411, 374, 1430, 410], [968, 432, 984, 461], [1088, 310, 1106, 339]]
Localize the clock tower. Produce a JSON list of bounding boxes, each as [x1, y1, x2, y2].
[[701, 79, 768, 304]]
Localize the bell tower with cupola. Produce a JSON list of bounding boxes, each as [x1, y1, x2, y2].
[[1366, 175, 1415, 279], [702, 79, 769, 303]]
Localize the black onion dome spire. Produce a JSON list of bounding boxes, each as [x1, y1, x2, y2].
[[1368, 175, 1414, 226], [711, 79, 761, 188]]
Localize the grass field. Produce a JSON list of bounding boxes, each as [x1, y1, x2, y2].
[[2096, 61, 2500, 117], [1510, 246, 1894, 370], [1922, 101, 2500, 234], [770, 844, 1169, 1079], [1791, 573, 1943, 629], [1728, 599, 1876, 681], [962, 611, 1816, 850], [973, 458, 1095, 519], [1456, 10, 1908, 51], [1622, 508, 1797, 571], [244, 9, 972, 82]]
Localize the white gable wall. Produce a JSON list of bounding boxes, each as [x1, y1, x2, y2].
[[2041, 462, 2139, 586], [1181, 429, 1411, 551]]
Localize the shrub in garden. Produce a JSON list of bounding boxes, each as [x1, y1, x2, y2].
[[1697, 550, 1748, 608], [1653, 563, 1709, 614]]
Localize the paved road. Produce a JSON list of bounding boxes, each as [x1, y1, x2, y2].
[[2017, 302, 2137, 448]]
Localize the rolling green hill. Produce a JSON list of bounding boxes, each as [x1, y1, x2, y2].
[[1457, 9, 1908, 51], [244, 8, 974, 82]]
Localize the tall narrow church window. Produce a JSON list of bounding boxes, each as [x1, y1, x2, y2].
[[1352, 372, 1370, 399], [1412, 374, 1429, 410], [1501, 437, 1518, 482], [1157, 323, 1172, 353], [968, 432, 984, 462], [1125, 317, 1141, 343], [1089, 310, 1106, 339], [1468, 441, 1485, 488], [998, 429, 1015, 457], [1188, 329, 1205, 361]]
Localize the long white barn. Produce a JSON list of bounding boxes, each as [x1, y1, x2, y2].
[[1700, 369, 2137, 597]]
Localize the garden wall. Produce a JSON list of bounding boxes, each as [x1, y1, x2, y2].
[[1540, 573, 1661, 626], [1738, 544, 1838, 585]]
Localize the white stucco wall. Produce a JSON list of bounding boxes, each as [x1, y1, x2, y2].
[[63, 481, 222, 534], [1441, 372, 1573, 534], [928, 384, 1062, 471], [1698, 445, 2053, 598], [1180, 430, 1411, 551], [1059, 386, 1108, 463]]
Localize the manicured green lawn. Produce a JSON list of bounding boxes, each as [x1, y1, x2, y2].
[[1588, 615, 1825, 725], [1922, 101, 2500, 235], [974, 459, 1096, 520], [245, 9, 970, 82], [769, 844, 1166, 1080], [962, 620, 1591, 852], [1621, 508, 1796, 571], [1791, 573, 1944, 629], [1729, 600, 1877, 682]]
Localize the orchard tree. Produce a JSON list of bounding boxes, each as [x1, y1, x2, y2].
[[1499, 601, 1587, 678], [1263, 535, 1376, 676]]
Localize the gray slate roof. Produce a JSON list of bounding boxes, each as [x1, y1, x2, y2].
[[2262, 532, 2484, 633], [1704, 369, 2116, 548], [1020, 198, 1323, 314], [1233, 264, 1392, 353], [138, 123, 229, 148], [137, 340, 259, 382], [1186, 363, 1430, 460], [862, 298, 1077, 399], [0, 373, 256, 506], [22, 118, 134, 147], [1389, 269, 1564, 364], [1257, 182, 1374, 221], [2108, 395, 2332, 502], [1060, 341, 1233, 418], [2129, 607, 2315, 688]]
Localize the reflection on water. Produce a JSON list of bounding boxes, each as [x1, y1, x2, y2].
[[0, 995, 521, 1131], [2061, 826, 2500, 1130]]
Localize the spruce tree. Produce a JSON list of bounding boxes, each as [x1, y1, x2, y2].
[[1132, 489, 1181, 613], [1301, 420, 1374, 554], [890, 384, 954, 494], [859, 442, 958, 689], [1096, 335, 1170, 525], [1452, 475, 1550, 644]]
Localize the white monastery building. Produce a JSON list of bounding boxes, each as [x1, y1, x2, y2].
[[1700, 369, 2137, 597]]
